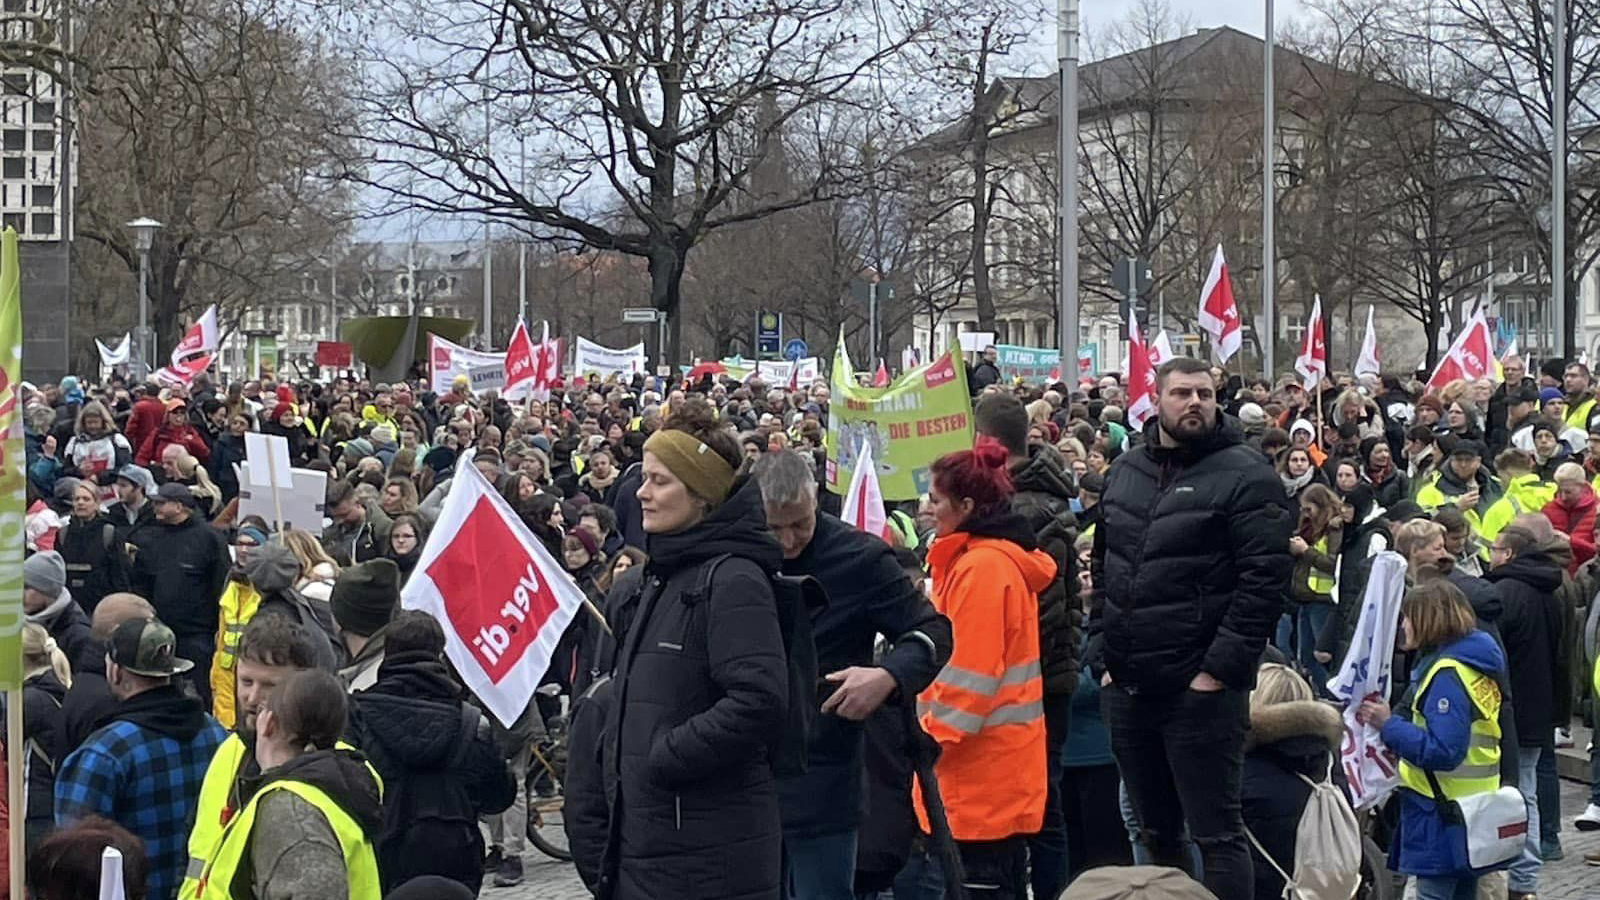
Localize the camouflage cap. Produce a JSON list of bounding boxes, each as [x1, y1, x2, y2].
[[107, 617, 194, 677]]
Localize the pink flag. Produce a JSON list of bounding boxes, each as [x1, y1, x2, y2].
[[1426, 309, 1494, 391], [1294, 296, 1327, 390], [1126, 308, 1157, 429], [841, 441, 890, 541], [1197, 245, 1242, 362], [874, 360, 890, 387], [503, 319, 538, 399], [400, 451, 588, 726]]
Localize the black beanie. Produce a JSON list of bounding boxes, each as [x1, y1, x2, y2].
[[330, 559, 401, 638]]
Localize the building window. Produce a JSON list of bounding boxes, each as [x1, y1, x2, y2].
[[1281, 313, 1306, 343]]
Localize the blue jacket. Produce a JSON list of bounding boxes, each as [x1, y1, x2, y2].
[[1379, 629, 1507, 877], [54, 685, 227, 900]]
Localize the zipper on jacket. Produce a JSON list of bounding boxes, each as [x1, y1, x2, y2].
[[675, 794, 682, 830]]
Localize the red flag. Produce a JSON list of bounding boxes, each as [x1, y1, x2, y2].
[[1427, 310, 1494, 391], [873, 360, 890, 387], [156, 305, 219, 385], [400, 452, 588, 726], [1126, 307, 1156, 429], [1197, 245, 1242, 362], [1294, 296, 1327, 390], [503, 320, 537, 399]]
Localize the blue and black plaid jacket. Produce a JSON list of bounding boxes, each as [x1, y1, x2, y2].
[[55, 713, 226, 900]]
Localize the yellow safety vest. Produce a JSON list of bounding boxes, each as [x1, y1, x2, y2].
[[1567, 397, 1596, 433], [195, 772, 382, 900], [210, 581, 264, 730], [181, 736, 380, 900], [1306, 536, 1335, 595], [1398, 656, 1502, 801]]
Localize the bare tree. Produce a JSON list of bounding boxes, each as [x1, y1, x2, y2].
[[331, 0, 944, 362]]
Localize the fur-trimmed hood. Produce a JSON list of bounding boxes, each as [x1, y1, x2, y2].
[[1246, 699, 1342, 752]]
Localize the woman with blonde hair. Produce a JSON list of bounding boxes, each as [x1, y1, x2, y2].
[[173, 453, 222, 519], [1242, 663, 1343, 900], [279, 528, 340, 608], [1287, 483, 1342, 684], [22, 622, 71, 848]]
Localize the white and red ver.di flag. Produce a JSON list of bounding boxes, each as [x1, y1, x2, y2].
[[1126, 307, 1157, 429], [1196, 245, 1242, 363], [1294, 295, 1327, 391], [842, 440, 890, 541], [400, 451, 587, 726], [1426, 309, 1495, 392]]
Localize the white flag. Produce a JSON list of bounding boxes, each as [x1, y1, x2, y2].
[[1354, 305, 1380, 378], [1327, 551, 1407, 810], [841, 440, 889, 541], [99, 846, 126, 900], [96, 333, 130, 367], [400, 450, 588, 726], [1149, 330, 1176, 366]]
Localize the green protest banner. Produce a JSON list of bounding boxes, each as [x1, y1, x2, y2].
[[826, 339, 973, 500], [995, 344, 1063, 383]]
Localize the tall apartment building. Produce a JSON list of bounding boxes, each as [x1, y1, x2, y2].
[[1, 0, 73, 380]]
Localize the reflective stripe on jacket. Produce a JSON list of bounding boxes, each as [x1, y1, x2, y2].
[[210, 581, 263, 730], [196, 777, 381, 900], [179, 734, 251, 900], [1398, 657, 1501, 800], [916, 530, 1055, 841]]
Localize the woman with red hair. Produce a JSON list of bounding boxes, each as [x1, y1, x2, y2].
[[910, 440, 1057, 898]]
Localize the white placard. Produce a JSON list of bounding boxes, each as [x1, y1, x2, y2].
[[958, 332, 996, 354], [573, 337, 646, 378], [429, 333, 507, 394], [236, 465, 328, 534], [244, 432, 292, 489]]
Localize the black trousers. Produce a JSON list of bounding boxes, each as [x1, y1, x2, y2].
[[1101, 684, 1251, 899], [1061, 762, 1133, 878]]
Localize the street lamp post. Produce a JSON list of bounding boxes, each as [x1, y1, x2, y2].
[[125, 217, 162, 378]]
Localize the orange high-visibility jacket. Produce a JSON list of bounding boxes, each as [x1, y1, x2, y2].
[[916, 530, 1056, 841]]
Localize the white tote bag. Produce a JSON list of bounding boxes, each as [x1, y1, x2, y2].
[[1452, 785, 1528, 869]]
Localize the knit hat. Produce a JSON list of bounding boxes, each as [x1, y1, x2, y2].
[[1415, 395, 1445, 417], [115, 465, 157, 496], [1237, 402, 1266, 426], [642, 429, 736, 505], [1541, 387, 1565, 405], [153, 482, 197, 508], [1385, 499, 1426, 523], [23, 550, 66, 597], [569, 525, 599, 558], [107, 616, 194, 677], [330, 559, 401, 637], [51, 477, 82, 504], [1289, 419, 1316, 441], [1062, 866, 1219, 900], [1532, 419, 1559, 440]]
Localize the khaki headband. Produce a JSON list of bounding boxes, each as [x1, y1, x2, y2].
[[643, 429, 736, 505]]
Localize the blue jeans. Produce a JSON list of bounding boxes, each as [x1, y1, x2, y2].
[[1414, 875, 1478, 900], [1591, 741, 1600, 806], [1274, 613, 1294, 654], [1297, 603, 1334, 688], [1507, 746, 1542, 893], [1537, 731, 1559, 847], [784, 830, 858, 900]]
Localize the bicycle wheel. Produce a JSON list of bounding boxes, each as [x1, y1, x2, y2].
[[526, 739, 571, 861]]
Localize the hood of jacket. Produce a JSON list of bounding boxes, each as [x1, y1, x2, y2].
[[1485, 550, 1565, 595], [1505, 473, 1557, 508], [1010, 443, 1075, 501], [356, 652, 473, 768], [260, 747, 384, 839], [928, 527, 1057, 595], [1445, 570, 1503, 624], [1245, 699, 1343, 754], [645, 476, 783, 577], [244, 541, 302, 594], [1554, 482, 1598, 514], [110, 683, 211, 742]]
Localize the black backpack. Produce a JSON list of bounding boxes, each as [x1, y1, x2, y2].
[[374, 703, 488, 895], [688, 555, 828, 778]]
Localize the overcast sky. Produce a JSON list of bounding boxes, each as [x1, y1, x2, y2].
[[1084, 0, 1303, 36]]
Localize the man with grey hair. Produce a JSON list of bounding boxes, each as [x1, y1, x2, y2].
[[751, 450, 951, 900]]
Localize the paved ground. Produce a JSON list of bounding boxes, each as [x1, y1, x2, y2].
[[492, 778, 1600, 900]]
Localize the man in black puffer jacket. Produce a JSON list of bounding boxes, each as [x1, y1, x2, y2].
[[975, 392, 1079, 900], [1089, 356, 1292, 899]]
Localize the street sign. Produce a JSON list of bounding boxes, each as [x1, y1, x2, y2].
[[1111, 257, 1154, 297], [784, 338, 808, 361], [757, 311, 781, 357], [1181, 333, 1202, 346], [622, 307, 661, 324]]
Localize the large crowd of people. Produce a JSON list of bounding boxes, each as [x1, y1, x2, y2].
[[11, 347, 1600, 900]]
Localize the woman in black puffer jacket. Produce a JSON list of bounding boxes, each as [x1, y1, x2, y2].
[[598, 400, 787, 900], [1241, 663, 1344, 900]]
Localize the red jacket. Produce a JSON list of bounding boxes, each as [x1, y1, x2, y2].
[[136, 423, 210, 466], [124, 397, 167, 452], [1543, 485, 1598, 573]]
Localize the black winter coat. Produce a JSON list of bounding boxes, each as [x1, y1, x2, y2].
[[57, 514, 130, 616], [1444, 569, 1521, 783], [129, 514, 230, 640], [599, 477, 788, 900], [1089, 415, 1294, 695], [1485, 552, 1565, 746], [34, 597, 100, 675], [105, 499, 156, 552], [209, 433, 246, 502], [22, 669, 67, 833], [1242, 699, 1344, 900], [1009, 444, 1082, 697], [776, 513, 951, 838]]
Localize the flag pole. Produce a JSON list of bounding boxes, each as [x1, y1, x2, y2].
[[7, 689, 21, 897]]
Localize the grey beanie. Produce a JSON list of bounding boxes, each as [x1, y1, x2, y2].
[[243, 540, 301, 595], [23, 551, 66, 597]]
